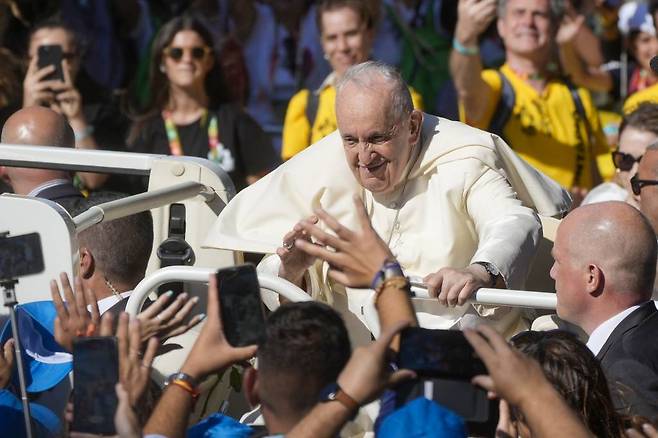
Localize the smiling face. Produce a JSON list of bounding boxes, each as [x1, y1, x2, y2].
[[162, 30, 214, 89], [320, 6, 372, 78], [631, 31, 658, 71], [497, 0, 554, 58], [336, 79, 422, 194]]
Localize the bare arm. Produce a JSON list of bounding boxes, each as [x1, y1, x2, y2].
[[450, 0, 497, 124]]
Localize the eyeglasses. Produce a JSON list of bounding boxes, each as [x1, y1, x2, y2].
[[612, 150, 643, 171], [630, 174, 658, 195], [163, 46, 212, 62]]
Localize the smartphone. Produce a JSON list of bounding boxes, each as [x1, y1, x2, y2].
[[72, 337, 119, 435], [37, 44, 64, 82], [0, 232, 45, 280], [216, 264, 266, 347], [397, 328, 486, 379]]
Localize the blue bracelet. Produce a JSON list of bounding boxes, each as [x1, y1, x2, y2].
[[452, 38, 479, 56], [371, 260, 404, 290]]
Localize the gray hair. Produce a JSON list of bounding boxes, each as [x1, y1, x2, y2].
[[335, 61, 413, 123], [497, 0, 565, 24]]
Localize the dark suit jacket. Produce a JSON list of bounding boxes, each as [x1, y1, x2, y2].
[[34, 181, 84, 214], [597, 301, 658, 418]]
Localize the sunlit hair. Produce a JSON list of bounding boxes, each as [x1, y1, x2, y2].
[[497, 0, 565, 24], [336, 61, 413, 124], [315, 0, 377, 34], [511, 330, 625, 438], [620, 102, 658, 137]]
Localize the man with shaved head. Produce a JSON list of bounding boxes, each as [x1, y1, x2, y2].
[[0, 106, 83, 212], [552, 201, 658, 417]]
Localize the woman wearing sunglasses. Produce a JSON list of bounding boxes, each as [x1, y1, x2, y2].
[[127, 15, 279, 193], [583, 102, 658, 207]]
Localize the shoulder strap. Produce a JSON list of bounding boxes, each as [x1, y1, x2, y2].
[[566, 81, 601, 187], [305, 90, 320, 133], [488, 71, 515, 141]]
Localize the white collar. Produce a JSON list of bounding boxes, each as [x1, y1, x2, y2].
[[586, 305, 642, 356], [314, 72, 337, 95], [96, 291, 133, 315], [27, 179, 72, 197]]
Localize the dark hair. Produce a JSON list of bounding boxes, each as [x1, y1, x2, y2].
[[28, 18, 83, 56], [511, 330, 625, 438], [257, 302, 351, 416], [73, 191, 153, 288], [619, 102, 658, 137], [315, 0, 376, 34]]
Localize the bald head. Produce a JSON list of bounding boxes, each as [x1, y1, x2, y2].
[[0, 107, 75, 195], [561, 201, 656, 298], [1, 107, 74, 147]]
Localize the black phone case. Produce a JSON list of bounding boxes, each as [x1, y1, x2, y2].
[[72, 337, 119, 435], [37, 45, 64, 82]]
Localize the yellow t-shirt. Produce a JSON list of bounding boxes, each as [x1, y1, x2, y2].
[[281, 83, 424, 160], [459, 64, 609, 189], [623, 82, 658, 114]]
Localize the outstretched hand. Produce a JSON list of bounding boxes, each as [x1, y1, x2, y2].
[[294, 196, 395, 288], [50, 272, 102, 352], [277, 215, 320, 286], [180, 275, 257, 380], [464, 324, 546, 407], [136, 291, 204, 345]]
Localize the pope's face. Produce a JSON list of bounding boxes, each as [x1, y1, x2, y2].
[[336, 82, 422, 194]]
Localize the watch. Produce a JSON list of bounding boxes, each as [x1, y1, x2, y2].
[[473, 261, 499, 286], [318, 382, 360, 414]]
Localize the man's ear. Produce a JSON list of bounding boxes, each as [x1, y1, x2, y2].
[[79, 247, 95, 279], [243, 366, 260, 408], [408, 110, 423, 146], [586, 264, 604, 296]]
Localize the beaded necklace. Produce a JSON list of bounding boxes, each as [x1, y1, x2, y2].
[[163, 109, 219, 157]]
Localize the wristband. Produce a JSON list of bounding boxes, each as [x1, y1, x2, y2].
[[165, 372, 200, 400], [452, 38, 479, 56], [74, 125, 94, 142], [319, 382, 360, 415], [371, 259, 404, 290], [375, 276, 411, 306]]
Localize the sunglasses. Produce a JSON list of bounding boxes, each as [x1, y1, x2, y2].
[[163, 46, 211, 61], [631, 174, 658, 195], [612, 150, 643, 171]]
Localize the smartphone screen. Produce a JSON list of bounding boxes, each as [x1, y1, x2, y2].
[[37, 45, 64, 82], [72, 337, 119, 435], [397, 328, 486, 379], [216, 264, 266, 347], [0, 232, 44, 280]]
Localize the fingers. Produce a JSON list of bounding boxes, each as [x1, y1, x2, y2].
[[158, 293, 190, 323], [294, 238, 344, 266], [206, 274, 220, 321], [388, 369, 417, 387], [2, 339, 14, 367], [169, 295, 200, 327], [473, 324, 509, 353], [73, 276, 89, 319], [138, 291, 173, 318], [83, 277, 101, 325], [142, 337, 158, 369], [423, 272, 443, 299], [352, 195, 372, 232], [471, 375, 495, 392], [297, 220, 344, 250], [60, 272, 78, 318], [313, 206, 355, 241], [166, 312, 206, 338], [231, 344, 258, 363], [99, 312, 114, 337], [464, 327, 495, 365], [50, 279, 69, 320], [117, 312, 130, 363], [128, 319, 141, 364]]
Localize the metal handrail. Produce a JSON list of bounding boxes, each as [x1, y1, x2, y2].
[[125, 266, 313, 315], [410, 283, 556, 310], [73, 181, 214, 232]]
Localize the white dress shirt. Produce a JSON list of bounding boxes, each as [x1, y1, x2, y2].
[[96, 291, 132, 315], [587, 305, 641, 356]]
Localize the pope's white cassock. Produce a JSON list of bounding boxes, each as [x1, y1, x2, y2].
[[205, 114, 570, 343]]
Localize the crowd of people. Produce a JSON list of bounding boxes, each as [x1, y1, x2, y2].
[[1, 0, 658, 437]]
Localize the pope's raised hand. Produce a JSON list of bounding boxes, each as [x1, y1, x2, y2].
[[277, 215, 319, 287]]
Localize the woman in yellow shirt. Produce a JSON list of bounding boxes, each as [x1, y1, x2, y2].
[[281, 0, 422, 161]]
